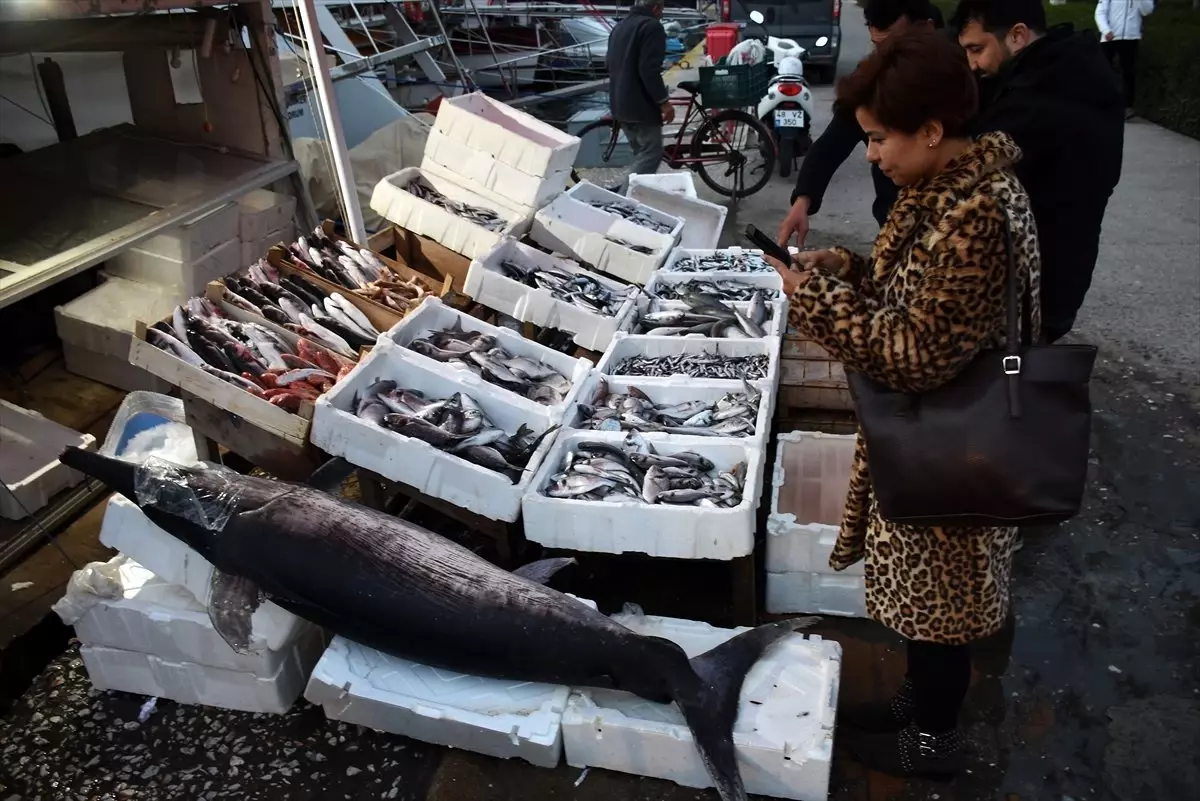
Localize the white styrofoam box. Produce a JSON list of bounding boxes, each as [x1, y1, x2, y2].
[[626, 183, 726, 251], [381, 296, 593, 415], [310, 340, 560, 523], [97, 494, 308, 651], [463, 238, 638, 352], [522, 429, 764, 560], [62, 344, 172, 394], [627, 171, 698, 199], [767, 521, 862, 578], [646, 268, 784, 301], [432, 91, 581, 178], [621, 293, 786, 340], [106, 237, 241, 297], [237, 188, 297, 244], [240, 222, 296, 268], [561, 611, 841, 801], [0, 400, 97, 521], [766, 571, 867, 618], [661, 247, 776, 275], [138, 202, 239, 263], [370, 167, 533, 261], [80, 628, 325, 714], [422, 130, 567, 211], [305, 596, 598, 768]]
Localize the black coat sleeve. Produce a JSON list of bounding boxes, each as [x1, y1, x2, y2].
[[638, 25, 670, 107], [790, 106, 864, 214]]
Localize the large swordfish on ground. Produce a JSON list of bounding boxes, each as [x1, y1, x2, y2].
[[60, 447, 817, 801]]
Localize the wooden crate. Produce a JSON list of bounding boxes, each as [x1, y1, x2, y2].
[[779, 333, 854, 412], [368, 225, 472, 295]]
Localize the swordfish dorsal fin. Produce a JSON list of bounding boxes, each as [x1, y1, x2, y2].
[[208, 570, 266, 655], [511, 557, 577, 585], [304, 456, 357, 493]]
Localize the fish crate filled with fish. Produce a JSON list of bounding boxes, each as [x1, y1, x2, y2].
[[531, 181, 683, 286], [645, 270, 784, 303], [382, 297, 592, 416], [660, 248, 777, 275], [622, 287, 785, 340], [311, 340, 561, 522], [464, 238, 638, 352], [625, 183, 725, 251], [370, 167, 534, 261], [522, 429, 765, 560], [779, 333, 854, 412]]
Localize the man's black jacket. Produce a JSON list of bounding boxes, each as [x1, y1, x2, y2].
[[607, 7, 669, 125]]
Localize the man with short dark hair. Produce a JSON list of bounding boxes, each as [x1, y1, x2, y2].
[[953, 0, 1125, 342], [607, 0, 675, 187]]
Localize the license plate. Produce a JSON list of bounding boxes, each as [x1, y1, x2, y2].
[[775, 110, 805, 128]]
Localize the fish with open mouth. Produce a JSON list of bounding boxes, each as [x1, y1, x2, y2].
[[575, 378, 761, 437], [669, 252, 775, 273], [404, 320, 574, 405], [544, 432, 746, 507], [631, 290, 773, 339], [406, 177, 507, 232], [496, 258, 635, 316], [584, 198, 675, 235], [610, 352, 770, 380], [650, 279, 776, 303]]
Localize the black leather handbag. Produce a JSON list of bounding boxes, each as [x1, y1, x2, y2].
[[846, 209, 1098, 528]]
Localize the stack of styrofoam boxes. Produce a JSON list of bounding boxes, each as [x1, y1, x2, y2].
[[531, 181, 684, 285], [310, 297, 590, 523], [560, 609, 842, 801], [81, 494, 326, 712], [237, 188, 297, 266], [0, 400, 97, 520], [462, 237, 639, 351], [106, 202, 241, 299], [765, 431, 866, 617], [371, 91, 581, 260], [54, 277, 177, 392]]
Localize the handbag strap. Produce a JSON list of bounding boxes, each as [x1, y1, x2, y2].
[[999, 206, 1034, 418]]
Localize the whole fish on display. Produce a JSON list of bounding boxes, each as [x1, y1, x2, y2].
[[650, 279, 776, 304], [604, 235, 655, 255], [611, 352, 770, 380], [631, 290, 772, 339], [58, 446, 818, 801], [576, 377, 761, 437], [583, 198, 675, 235], [496, 258, 635, 317], [669, 252, 774, 274], [543, 431, 747, 507], [406, 177, 507, 232]]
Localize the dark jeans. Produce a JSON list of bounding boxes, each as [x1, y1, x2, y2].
[[1102, 39, 1139, 109], [618, 121, 663, 183], [907, 639, 972, 733]]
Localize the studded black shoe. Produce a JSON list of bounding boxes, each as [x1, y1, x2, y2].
[[837, 678, 914, 733], [840, 724, 964, 781]]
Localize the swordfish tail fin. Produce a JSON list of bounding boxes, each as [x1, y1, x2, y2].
[[58, 447, 139, 500], [670, 617, 821, 801]]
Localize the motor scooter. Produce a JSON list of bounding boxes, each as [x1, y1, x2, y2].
[[745, 10, 815, 178]]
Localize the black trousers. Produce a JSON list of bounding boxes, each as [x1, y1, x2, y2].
[[907, 639, 972, 733], [1102, 39, 1139, 109]]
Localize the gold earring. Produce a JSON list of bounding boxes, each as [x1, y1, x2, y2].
[[928, 140, 938, 148]]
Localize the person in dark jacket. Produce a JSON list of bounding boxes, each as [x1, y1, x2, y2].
[[953, 0, 1125, 341], [606, 0, 674, 184], [776, 0, 945, 248]]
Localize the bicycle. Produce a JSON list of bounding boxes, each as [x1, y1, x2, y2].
[[570, 82, 777, 199]]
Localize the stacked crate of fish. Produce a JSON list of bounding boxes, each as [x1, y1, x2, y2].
[[310, 297, 590, 522], [463, 238, 639, 351], [623, 269, 787, 341], [765, 430, 866, 617], [625, 182, 726, 251], [372, 92, 581, 261], [531, 181, 684, 285]]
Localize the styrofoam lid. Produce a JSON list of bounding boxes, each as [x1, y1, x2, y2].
[[58, 276, 178, 328]]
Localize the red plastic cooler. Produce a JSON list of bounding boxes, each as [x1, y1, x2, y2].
[[705, 23, 741, 64]]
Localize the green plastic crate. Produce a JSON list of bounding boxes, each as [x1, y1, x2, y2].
[[697, 62, 770, 108]]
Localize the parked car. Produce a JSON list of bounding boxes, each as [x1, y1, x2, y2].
[[724, 0, 842, 83]]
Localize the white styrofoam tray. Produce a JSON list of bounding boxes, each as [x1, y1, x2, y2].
[[0, 400, 97, 521], [561, 610, 841, 801], [626, 171, 698, 199], [137, 202, 239, 264], [522, 429, 764, 560], [463, 238, 638, 352], [766, 571, 867, 618], [621, 293, 786, 340], [370, 167, 533, 261], [422, 131, 568, 212], [98, 494, 308, 651], [432, 91, 581, 178], [625, 183, 726, 251], [305, 596, 598, 769], [661, 247, 776, 275], [310, 340, 560, 523], [381, 296, 593, 415]]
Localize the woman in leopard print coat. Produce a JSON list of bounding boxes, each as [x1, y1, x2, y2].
[[775, 31, 1040, 779]]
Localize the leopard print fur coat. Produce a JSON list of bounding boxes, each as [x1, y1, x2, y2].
[[788, 132, 1042, 645]]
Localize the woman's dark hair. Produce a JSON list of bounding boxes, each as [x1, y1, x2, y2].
[[834, 28, 978, 137]]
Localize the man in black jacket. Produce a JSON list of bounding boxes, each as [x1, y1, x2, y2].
[[776, 0, 944, 248], [954, 0, 1124, 341], [607, 0, 674, 186]]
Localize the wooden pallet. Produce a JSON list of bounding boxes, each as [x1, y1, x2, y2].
[[779, 332, 854, 412]]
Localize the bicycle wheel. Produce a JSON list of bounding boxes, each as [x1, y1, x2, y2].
[[570, 118, 622, 188], [689, 109, 775, 198]]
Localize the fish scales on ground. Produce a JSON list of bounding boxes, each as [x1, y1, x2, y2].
[[544, 431, 747, 508], [497, 257, 635, 317], [632, 289, 773, 339], [60, 446, 818, 801], [405, 320, 574, 405], [650, 279, 774, 303], [670, 253, 774, 274], [576, 377, 761, 437], [611, 353, 770, 380], [146, 297, 357, 411], [407, 177, 507, 232], [583, 198, 675, 235]]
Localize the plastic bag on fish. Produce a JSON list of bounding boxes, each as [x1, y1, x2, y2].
[[52, 555, 131, 625], [134, 456, 242, 532]]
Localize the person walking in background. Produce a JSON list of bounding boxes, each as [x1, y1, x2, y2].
[[1095, 0, 1155, 117], [606, 0, 674, 187]]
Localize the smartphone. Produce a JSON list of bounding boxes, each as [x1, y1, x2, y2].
[[743, 224, 794, 267]]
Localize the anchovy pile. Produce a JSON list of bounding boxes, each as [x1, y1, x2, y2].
[[406, 320, 573, 405], [544, 432, 745, 506], [280, 227, 431, 315], [611, 353, 770, 380], [497, 258, 635, 316], [650, 279, 773, 302], [605, 235, 655, 255], [354, 380, 556, 482], [407, 177, 506, 232], [585, 198, 675, 235], [577, 377, 761, 437], [631, 290, 772, 339], [146, 298, 357, 411], [670, 252, 775, 273]]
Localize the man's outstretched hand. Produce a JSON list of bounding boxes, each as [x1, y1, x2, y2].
[[778, 196, 811, 249]]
